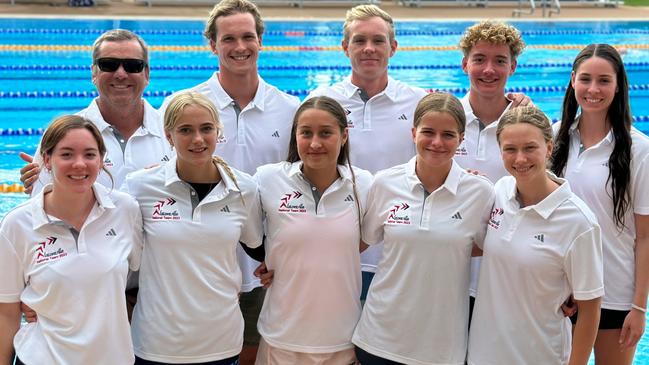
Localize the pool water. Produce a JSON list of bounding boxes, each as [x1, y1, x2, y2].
[[0, 18, 648, 363]]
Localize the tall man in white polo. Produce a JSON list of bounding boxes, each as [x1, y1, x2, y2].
[[307, 5, 428, 295], [158, 0, 300, 361]]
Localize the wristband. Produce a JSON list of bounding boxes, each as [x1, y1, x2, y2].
[[631, 304, 647, 313]]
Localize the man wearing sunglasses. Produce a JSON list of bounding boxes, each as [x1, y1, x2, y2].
[[20, 29, 172, 195]]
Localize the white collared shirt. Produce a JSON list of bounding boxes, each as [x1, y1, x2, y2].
[[353, 158, 494, 365], [457, 93, 512, 297], [468, 175, 603, 365], [123, 157, 263, 363], [255, 161, 372, 353], [308, 76, 428, 272], [32, 99, 173, 196], [0, 184, 143, 365], [160, 73, 300, 290], [557, 120, 649, 310]]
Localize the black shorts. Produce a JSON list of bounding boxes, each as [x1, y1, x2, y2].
[[354, 346, 405, 365], [570, 308, 630, 330], [134, 355, 239, 365]]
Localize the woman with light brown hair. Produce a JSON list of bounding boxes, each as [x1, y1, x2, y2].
[[0, 115, 143, 365]]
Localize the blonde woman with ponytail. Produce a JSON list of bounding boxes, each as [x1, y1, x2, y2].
[[122, 92, 264, 365]]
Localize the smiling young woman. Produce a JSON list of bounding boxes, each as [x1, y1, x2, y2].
[[122, 92, 264, 365], [352, 92, 494, 365], [552, 44, 649, 365], [253, 96, 372, 365], [0, 115, 143, 365], [468, 106, 603, 365]]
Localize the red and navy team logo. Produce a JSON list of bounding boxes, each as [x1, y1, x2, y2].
[[103, 157, 114, 167], [278, 191, 306, 213], [35, 236, 67, 264], [152, 197, 180, 220], [455, 143, 468, 156], [387, 202, 411, 225], [488, 207, 504, 229]]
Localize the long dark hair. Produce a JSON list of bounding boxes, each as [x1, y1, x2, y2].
[[286, 96, 362, 228], [550, 44, 632, 229]]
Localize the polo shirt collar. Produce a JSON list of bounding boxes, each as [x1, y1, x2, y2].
[[163, 155, 240, 193], [404, 156, 463, 195], [287, 160, 354, 183], [85, 98, 162, 138], [31, 183, 115, 230], [504, 172, 572, 219], [341, 75, 398, 101], [461, 92, 512, 128], [568, 117, 614, 145], [209, 72, 267, 112]]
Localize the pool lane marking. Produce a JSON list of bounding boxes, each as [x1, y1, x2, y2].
[[2, 44, 649, 52]]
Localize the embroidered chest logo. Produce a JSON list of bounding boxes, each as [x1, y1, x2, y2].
[[387, 203, 411, 225], [161, 155, 170, 162], [455, 143, 468, 156], [103, 157, 114, 167], [277, 191, 306, 213], [398, 114, 408, 121], [152, 198, 181, 220], [488, 207, 504, 229], [35, 236, 67, 264], [217, 135, 228, 144], [278, 191, 306, 213]]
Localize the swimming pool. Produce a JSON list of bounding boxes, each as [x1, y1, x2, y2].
[[0, 17, 648, 363]]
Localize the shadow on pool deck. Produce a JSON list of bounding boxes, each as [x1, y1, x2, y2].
[[1, 0, 649, 19]]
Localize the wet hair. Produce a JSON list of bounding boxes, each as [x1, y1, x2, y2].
[[496, 106, 553, 145], [286, 96, 362, 230], [92, 29, 149, 66], [550, 44, 631, 229], [163, 92, 240, 193], [458, 20, 525, 59], [413, 92, 466, 134], [40, 115, 113, 187], [343, 4, 395, 43], [204, 0, 265, 43]]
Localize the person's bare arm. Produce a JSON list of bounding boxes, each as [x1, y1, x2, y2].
[[0, 302, 21, 364]]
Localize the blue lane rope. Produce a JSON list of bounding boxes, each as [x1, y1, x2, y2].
[[2, 28, 649, 37], [3, 116, 649, 136], [3, 61, 649, 72], [2, 84, 649, 100]]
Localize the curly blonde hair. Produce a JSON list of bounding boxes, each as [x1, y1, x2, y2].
[[459, 20, 525, 59]]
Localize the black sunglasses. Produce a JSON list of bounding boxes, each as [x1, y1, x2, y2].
[[96, 58, 146, 73]]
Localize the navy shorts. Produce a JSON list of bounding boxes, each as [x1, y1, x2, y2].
[[570, 308, 630, 330]]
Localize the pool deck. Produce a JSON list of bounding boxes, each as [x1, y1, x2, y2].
[[1, 0, 649, 20]]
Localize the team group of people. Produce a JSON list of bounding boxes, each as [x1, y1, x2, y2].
[[0, 1, 647, 364]]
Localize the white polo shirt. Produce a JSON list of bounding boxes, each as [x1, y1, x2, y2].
[[161, 73, 300, 291], [255, 161, 372, 353], [352, 157, 494, 365], [308, 76, 428, 273], [123, 157, 263, 363], [457, 93, 512, 297], [0, 183, 143, 365], [32, 98, 172, 196], [557, 121, 649, 310], [468, 175, 604, 365]]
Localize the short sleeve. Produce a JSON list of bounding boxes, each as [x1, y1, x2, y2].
[[0, 232, 25, 303], [240, 181, 264, 249], [565, 226, 605, 301], [473, 187, 495, 250], [361, 179, 386, 245], [632, 152, 649, 215], [127, 197, 145, 272]]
